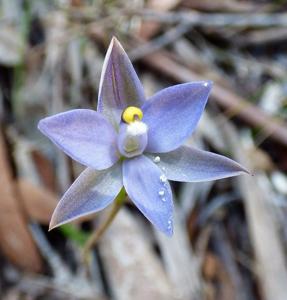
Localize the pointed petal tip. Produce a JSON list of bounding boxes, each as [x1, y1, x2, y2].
[[111, 36, 119, 43], [48, 218, 69, 231], [37, 118, 50, 137], [37, 118, 45, 131], [112, 37, 126, 53], [48, 222, 57, 232], [245, 168, 251, 175], [202, 80, 213, 91], [109, 36, 124, 51], [48, 210, 69, 231], [105, 36, 117, 56], [48, 214, 61, 231], [236, 163, 251, 176], [109, 36, 116, 48], [38, 115, 54, 133]]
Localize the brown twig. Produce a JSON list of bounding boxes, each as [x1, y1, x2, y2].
[[133, 9, 287, 28], [129, 22, 192, 61]]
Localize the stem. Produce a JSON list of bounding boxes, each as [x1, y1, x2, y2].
[[82, 188, 126, 264]]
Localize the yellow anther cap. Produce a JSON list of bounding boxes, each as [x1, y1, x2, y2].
[[122, 106, 143, 124]]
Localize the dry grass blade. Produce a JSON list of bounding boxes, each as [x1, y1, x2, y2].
[[236, 27, 287, 46], [99, 208, 175, 300], [136, 10, 287, 28], [0, 130, 42, 272], [155, 207, 202, 300], [129, 23, 192, 61], [181, 0, 264, 12], [0, 24, 25, 66], [222, 121, 287, 300]]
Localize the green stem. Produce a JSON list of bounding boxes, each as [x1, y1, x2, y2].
[[82, 188, 126, 264]]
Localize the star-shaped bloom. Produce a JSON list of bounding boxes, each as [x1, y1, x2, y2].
[[38, 37, 248, 236]]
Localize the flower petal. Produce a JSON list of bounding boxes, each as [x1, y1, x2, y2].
[[49, 163, 123, 230], [97, 37, 145, 128], [142, 81, 212, 153], [123, 155, 173, 236], [38, 109, 119, 170], [147, 146, 249, 182]]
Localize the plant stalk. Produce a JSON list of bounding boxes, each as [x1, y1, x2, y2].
[[82, 188, 126, 264]]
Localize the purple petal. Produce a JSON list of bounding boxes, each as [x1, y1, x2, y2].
[[123, 155, 173, 236], [97, 37, 145, 128], [147, 146, 249, 182], [49, 163, 123, 230], [142, 81, 212, 153], [38, 109, 119, 170]]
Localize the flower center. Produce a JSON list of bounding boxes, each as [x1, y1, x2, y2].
[[121, 106, 143, 124], [118, 107, 148, 158]]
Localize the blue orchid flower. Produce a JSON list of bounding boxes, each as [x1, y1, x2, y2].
[[38, 37, 248, 236]]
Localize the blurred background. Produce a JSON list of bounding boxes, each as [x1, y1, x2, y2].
[[1, 0, 287, 299]]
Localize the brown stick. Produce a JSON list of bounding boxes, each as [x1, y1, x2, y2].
[[16, 178, 58, 224], [135, 10, 287, 28], [0, 129, 42, 272]]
